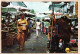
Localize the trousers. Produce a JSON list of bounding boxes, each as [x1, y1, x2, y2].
[[36, 29, 39, 36]]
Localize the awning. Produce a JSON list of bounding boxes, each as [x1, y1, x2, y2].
[[11, 2, 27, 7], [1, 7, 17, 13], [1, 3, 17, 13]]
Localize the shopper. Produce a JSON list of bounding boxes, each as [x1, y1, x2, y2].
[[44, 20, 46, 34], [27, 18, 31, 33], [41, 21, 42, 32], [36, 19, 41, 38], [41, 19, 44, 33], [45, 20, 50, 35], [42, 19, 44, 33], [16, 14, 28, 50]]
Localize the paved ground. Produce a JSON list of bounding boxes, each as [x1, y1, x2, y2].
[[2, 29, 48, 53], [2, 29, 78, 53]]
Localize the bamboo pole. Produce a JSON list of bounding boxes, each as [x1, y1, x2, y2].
[[50, 2, 55, 49]]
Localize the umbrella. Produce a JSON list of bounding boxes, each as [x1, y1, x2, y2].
[[19, 7, 30, 12], [44, 17, 50, 20], [23, 11, 35, 17], [13, 6, 30, 12], [1, 2, 10, 7], [25, 14, 35, 17], [24, 11, 35, 15]]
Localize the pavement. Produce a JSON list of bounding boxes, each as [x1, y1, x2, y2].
[[2, 29, 48, 53], [2, 29, 78, 53]]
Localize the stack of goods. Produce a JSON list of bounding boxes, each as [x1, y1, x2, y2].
[[6, 32, 17, 46], [2, 32, 17, 48], [2, 31, 7, 48]]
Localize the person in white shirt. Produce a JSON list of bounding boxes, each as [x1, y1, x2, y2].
[[36, 19, 41, 38]]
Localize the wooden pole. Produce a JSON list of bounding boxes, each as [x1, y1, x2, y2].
[[50, 2, 55, 50]]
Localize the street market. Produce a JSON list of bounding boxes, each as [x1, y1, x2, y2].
[[1, 1, 78, 53]]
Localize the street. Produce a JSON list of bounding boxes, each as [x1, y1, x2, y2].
[[1, 1, 78, 53], [2, 29, 78, 53], [2, 29, 48, 53]]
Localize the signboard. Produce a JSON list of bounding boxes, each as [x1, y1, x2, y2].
[[75, 2, 78, 17]]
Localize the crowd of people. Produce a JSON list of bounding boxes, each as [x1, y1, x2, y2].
[[16, 14, 51, 50], [35, 19, 50, 38], [2, 13, 73, 52], [35, 16, 73, 53]]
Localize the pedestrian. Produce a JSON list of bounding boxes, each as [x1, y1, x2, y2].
[[32, 20, 34, 27], [40, 19, 43, 33], [16, 14, 28, 50], [27, 18, 31, 33], [36, 19, 41, 38], [42, 19, 44, 33], [45, 20, 50, 35], [44, 20, 46, 34], [41, 21, 42, 32]]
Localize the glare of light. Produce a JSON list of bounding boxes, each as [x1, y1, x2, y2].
[[60, 2, 65, 5]]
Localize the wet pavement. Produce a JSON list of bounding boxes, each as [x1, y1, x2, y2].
[[2, 29, 78, 53], [2, 29, 48, 53]]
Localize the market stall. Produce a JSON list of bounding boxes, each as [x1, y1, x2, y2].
[[1, 2, 30, 48]]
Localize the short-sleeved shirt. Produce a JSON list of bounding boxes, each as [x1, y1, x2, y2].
[[46, 22, 50, 28], [44, 22, 46, 27], [36, 22, 40, 29]]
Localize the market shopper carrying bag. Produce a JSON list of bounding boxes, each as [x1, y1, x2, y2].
[[16, 14, 28, 51]]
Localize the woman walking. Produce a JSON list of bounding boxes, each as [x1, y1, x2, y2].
[[16, 14, 28, 50], [36, 19, 41, 38]]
